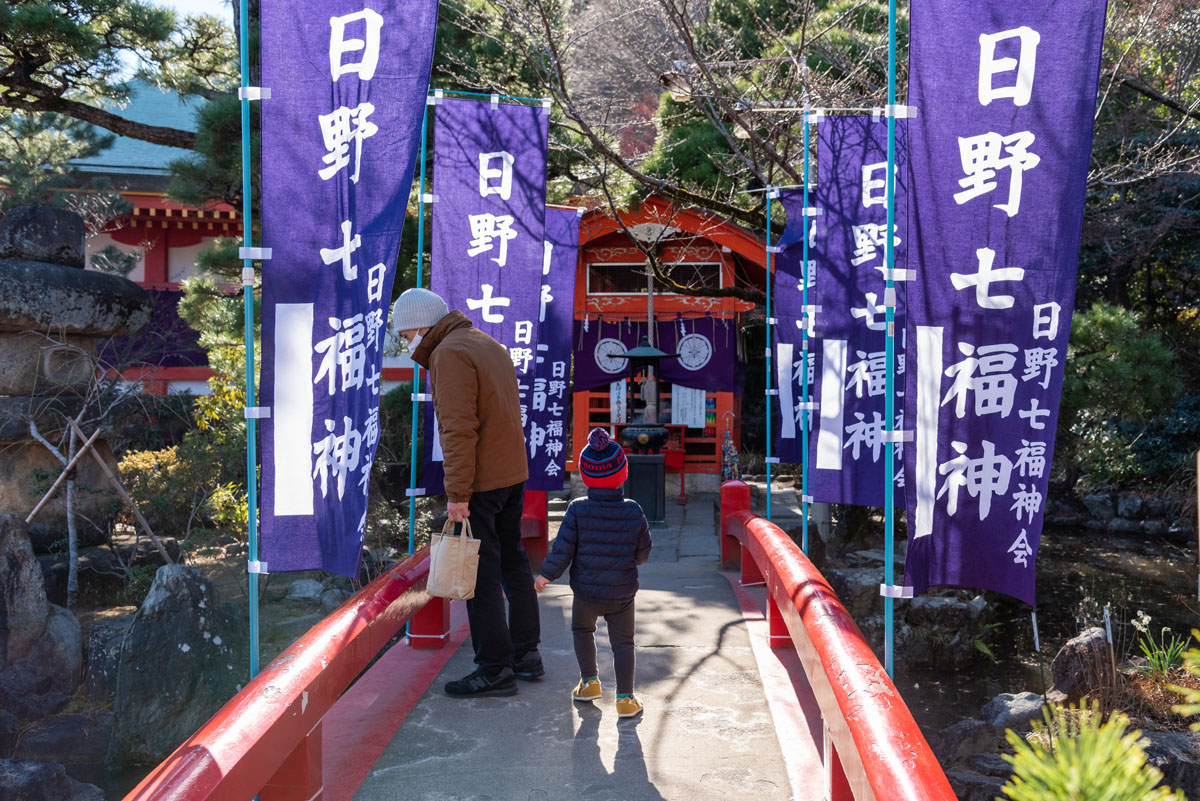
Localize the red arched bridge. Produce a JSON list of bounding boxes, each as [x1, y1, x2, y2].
[[122, 482, 955, 801]]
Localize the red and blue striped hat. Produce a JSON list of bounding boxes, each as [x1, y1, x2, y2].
[[578, 427, 627, 489]]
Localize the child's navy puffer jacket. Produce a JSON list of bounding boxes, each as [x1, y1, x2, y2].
[[539, 488, 652, 603]]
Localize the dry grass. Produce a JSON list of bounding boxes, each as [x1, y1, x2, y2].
[[1118, 667, 1200, 732]]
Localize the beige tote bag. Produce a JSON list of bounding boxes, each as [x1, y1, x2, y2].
[[427, 519, 480, 600]]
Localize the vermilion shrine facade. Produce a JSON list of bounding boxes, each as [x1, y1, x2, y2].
[[567, 197, 767, 483]]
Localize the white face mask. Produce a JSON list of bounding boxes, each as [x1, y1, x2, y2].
[[407, 332, 423, 351]]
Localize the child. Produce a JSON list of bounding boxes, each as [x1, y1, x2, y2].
[[534, 427, 652, 718]]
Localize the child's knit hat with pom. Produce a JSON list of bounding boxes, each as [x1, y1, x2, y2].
[[577, 427, 627, 489]]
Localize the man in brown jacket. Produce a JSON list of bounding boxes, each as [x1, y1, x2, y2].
[[393, 287, 542, 697]]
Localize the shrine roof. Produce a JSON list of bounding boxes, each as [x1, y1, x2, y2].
[[70, 81, 202, 176]]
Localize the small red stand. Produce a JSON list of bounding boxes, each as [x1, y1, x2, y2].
[[409, 597, 450, 650], [521, 490, 548, 572]]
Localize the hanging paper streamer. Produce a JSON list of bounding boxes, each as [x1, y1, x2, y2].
[[258, 0, 437, 576], [526, 208, 580, 490], [422, 97, 550, 494], [772, 189, 815, 462], [806, 116, 908, 507], [902, 0, 1107, 604], [572, 316, 741, 393]]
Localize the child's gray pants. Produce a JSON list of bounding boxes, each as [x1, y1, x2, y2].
[[571, 596, 636, 695]]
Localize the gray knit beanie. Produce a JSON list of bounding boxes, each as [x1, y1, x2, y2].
[[392, 288, 449, 331]]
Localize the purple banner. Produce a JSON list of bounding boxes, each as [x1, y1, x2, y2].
[[259, 0, 437, 577], [572, 316, 740, 394], [772, 188, 815, 463], [527, 208, 580, 490], [903, 0, 1107, 604], [422, 97, 549, 493], [805, 116, 907, 507]]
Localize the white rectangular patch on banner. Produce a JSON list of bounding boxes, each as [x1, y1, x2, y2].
[[816, 339, 848, 470], [776, 342, 795, 440], [915, 325, 944, 538], [273, 303, 314, 516]]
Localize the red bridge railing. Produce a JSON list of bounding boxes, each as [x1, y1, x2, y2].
[[720, 480, 956, 801], [122, 546, 449, 801], [124, 487, 952, 801]]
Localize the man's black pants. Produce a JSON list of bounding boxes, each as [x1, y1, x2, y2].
[[465, 482, 540, 675]]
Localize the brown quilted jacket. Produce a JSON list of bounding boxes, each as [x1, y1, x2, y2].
[[411, 311, 528, 503]]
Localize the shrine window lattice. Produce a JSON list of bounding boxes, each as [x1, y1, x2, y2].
[[586, 261, 723, 295]]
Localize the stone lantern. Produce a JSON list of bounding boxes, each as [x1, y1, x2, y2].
[[613, 335, 676, 525]]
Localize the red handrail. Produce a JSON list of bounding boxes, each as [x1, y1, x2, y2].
[[122, 547, 435, 801], [722, 483, 955, 801]]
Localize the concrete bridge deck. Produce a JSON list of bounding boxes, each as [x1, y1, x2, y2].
[[341, 493, 821, 801]]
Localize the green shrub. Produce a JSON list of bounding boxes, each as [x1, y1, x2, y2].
[[1170, 629, 1200, 729], [119, 375, 249, 541], [1059, 302, 1181, 489], [1001, 703, 1185, 801], [1125, 395, 1200, 483], [1133, 611, 1190, 677], [118, 446, 192, 536]]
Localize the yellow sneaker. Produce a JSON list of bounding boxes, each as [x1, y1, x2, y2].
[[572, 677, 602, 703], [616, 694, 644, 718]]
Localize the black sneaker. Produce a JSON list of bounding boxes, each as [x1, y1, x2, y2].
[[512, 651, 545, 680], [444, 667, 518, 697]]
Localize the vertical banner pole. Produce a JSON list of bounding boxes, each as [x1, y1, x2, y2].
[[800, 112, 811, 556], [238, 0, 260, 680], [883, 0, 899, 680], [407, 103, 430, 558], [765, 191, 774, 522]]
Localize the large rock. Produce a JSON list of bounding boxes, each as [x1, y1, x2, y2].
[[929, 718, 997, 766], [0, 333, 97, 396], [285, 578, 325, 602], [14, 711, 113, 785], [0, 661, 65, 719], [83, 615, 132, 701], [0, 440, 120, 549], [0, 394, 83, 443], [111, 564, 248, 765], [905, 596, 976, 629], [0, 206, 85, 268], [1143, 520, 1168, 537], [45, 540, 181, 608], [0, 758, 104, 801], [24, 604, 82, 696], [1047, 627, 1113, 703], [899, 595, 992, 670], [0, 602, 83, 718], [1166, 519, 1193, 545], [1108, 517, 1141, 534], [945, 768, 1008, 801], [0, 515, 49, 664], [964, 752, 1014, 779], [1139, 730, 1200, 799], [320, 587, 353, 614], [981, 691, 1045, 734], [823, 567, 880, 618], [1116, 493, 1144, 519], [0, 708, 20, 753], [1081, 493, 1114, 521], [0, 258, 151, 337]]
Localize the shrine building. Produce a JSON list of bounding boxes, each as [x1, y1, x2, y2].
[[567, 196, 768, 491]]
